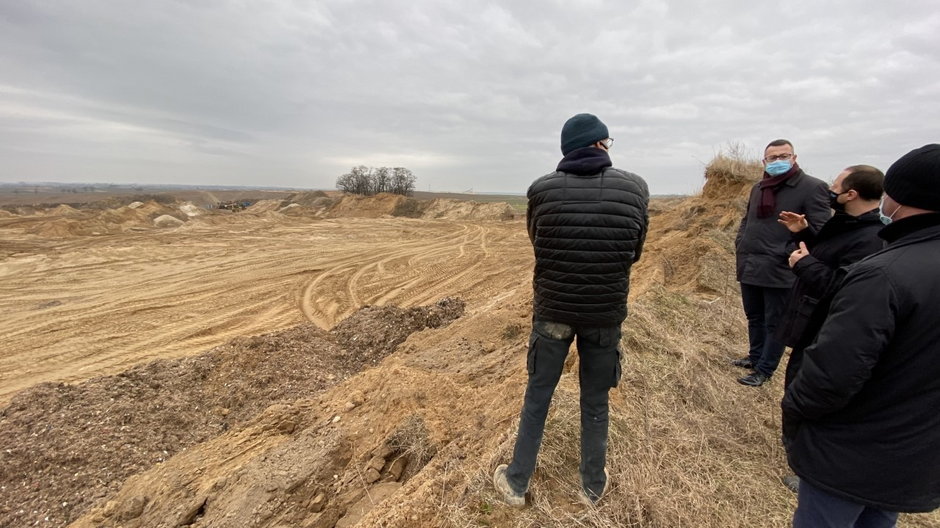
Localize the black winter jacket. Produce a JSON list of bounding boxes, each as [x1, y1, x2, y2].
[[782, 213, 940, 513], [527, 147, 649, 326], [735, 169, 830, 288], [776, 209, 885, 354]]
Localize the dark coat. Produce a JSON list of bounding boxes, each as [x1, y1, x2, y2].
[[782, 213, 940, 513], [776, 209, 886, 384], [527, 147, 649, 326], [735, 169, 830, 288]]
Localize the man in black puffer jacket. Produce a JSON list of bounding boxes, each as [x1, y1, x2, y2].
[[782, 144, 940, 526], [493, 113, 649, 507]]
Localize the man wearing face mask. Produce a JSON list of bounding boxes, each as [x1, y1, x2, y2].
[[776, 165, 885, 386], [733, 140, 830, 387], [774, 165, 885, 492], [782, 143, 940, 526]]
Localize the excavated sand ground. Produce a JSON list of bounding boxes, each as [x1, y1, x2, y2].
[[2, 187, 938, 528]]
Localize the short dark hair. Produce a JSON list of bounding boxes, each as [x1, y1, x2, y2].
[[765, 139, 794, 152], [842, 165, 884, 201]]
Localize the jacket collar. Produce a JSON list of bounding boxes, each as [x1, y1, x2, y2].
[[556, 147, 612, 175], [782, 168, 806, 187], [878, 212, 940, 244]]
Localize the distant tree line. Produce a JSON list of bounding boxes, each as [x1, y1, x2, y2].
[[336, 166, 416, 196]]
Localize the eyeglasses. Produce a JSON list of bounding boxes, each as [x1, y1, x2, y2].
[[601, 138, 614, 149], [764, 153, 793, 162]]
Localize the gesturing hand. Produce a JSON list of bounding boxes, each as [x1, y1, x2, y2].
[[778, 211, 809, 233], [789, 241, 810, 268]]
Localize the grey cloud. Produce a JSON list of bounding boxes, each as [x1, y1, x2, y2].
[[1, 1, 938, 194]]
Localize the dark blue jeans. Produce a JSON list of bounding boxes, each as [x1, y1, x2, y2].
[[506, 320, 622, 499], [740, 283, 790, 377], [794, 479, 899, 528]]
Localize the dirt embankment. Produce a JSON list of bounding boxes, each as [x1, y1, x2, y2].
[[0, 300, 464, 528]]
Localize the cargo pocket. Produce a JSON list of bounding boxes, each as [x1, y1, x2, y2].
[[527, 334, 539, 375], [611, 348, 623, 388], [534, 320, 574, 341]]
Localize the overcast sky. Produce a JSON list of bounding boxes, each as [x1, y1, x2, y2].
[[1, 1, 937, 195]]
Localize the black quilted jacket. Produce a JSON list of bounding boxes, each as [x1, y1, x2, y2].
[[526, 147, 649, 326]]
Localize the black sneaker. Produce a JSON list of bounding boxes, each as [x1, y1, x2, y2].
[[731, 357, 753, 369], [738, 372, 769, 386]]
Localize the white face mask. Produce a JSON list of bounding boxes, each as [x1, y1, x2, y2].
[[879, 198, 901, 225]]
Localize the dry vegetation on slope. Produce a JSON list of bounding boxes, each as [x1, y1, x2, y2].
[[1, 157, 937, 528]]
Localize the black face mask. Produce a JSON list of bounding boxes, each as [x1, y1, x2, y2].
[[829, 190, 847, 213]]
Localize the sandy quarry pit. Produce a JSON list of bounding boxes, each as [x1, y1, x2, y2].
[[0, 214, 530, 405]]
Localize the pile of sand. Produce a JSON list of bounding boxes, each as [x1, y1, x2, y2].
[[153, 215, 184, 228], [4, 194, 516, 240], [178, 202, 203, 217], [328, 193, 408, 218], [309, 194, 517, 221], [420, 199, 516, 221], [286, 191, 330, 207], [245, 199, 287, 214], [45, 204, 85, 217], [14, 200, 190, 238]]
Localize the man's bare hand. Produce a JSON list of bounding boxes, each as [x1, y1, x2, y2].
[[789, 241, 810, 268], [778, 211, 809, 232]]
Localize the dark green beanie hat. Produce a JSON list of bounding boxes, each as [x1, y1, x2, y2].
[[560, 113, 609, 155]]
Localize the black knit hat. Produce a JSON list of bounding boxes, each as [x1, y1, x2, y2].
[[884, 144, 940, 211], [560, 113, 609, 155]]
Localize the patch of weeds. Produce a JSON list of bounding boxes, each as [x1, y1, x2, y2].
[[501, 323, 524, 340]]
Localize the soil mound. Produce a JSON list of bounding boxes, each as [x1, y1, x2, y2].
[[245, 199, 287, 214], [178, 202, 202, 217], [0, 299, 465, 528], [153, 214, 184, 228], [318, 194, 516, 221], [420, 199, 515, 221], [330, 297, 466, 367], [328, 193, 407, 218], [45, 204, 84, 217], [16, 201, 188, 238], [286, 191, 330, 207]]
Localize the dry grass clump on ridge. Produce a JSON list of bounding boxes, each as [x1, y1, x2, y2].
[[703, 143, 763, 186]]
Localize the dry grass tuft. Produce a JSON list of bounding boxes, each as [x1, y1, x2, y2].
[[703, 143, 763, 187], [388, 414, 438, 476]]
